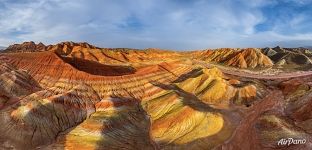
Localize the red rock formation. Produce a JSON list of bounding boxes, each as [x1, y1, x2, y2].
[[197, 48, 273, 68], [0, 41, 311, 150], [3, 42, 273, 69], [3, 41, 46, 53], [225, 53, 248, 68]]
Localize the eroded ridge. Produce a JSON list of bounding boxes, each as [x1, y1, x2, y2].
[[0, 42, 312, 150]]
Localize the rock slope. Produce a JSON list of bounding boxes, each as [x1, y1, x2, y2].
[[195, 48, 273, 69], [0, 42, 311, 150], [262, 46, 312, 70], [2, 41, 46, 53]]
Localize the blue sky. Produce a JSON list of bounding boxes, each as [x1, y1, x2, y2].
[[0, 0, 312, 50]]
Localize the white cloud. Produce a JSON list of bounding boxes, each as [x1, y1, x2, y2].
[[0, 0, 311, 49]]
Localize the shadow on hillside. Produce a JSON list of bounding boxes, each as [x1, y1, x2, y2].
[[0, 81, 101, 150], [61, 57, 136, 76], [150, 81, 220, 113], [172, 68, 203, 83], [94, 96, 157, 150], [0, 68, 42, 111], [0, 64, 45, 149]]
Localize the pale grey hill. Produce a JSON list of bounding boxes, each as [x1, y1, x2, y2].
[[0, 46, 6, 50]]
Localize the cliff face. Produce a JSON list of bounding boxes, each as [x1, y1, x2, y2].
[[0, 42, 311, 150]]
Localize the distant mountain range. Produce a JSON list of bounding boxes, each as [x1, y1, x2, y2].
[[0, 46, 6, 50], [305, 46, 312, 50]]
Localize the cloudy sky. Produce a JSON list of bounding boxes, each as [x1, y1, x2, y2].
[[0, 0, 312, 50]]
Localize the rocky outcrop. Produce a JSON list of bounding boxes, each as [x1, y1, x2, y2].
[[3, 41, 46, 53], [198, 48, 273, 68], [49, 42, 183, 66], [262, 47, 277, 57], [0, 42, 311, 150], [262, 46, 312, 70], [3, 42, 275, 69], [0, 48, 269, 149]]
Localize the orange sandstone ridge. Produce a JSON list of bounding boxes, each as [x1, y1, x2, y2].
[[0, 41, 311, 150], [194, 48, 273, 68], [2, 41, 274, 69]]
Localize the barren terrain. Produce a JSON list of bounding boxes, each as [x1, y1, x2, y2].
[[0, 42, 311, 150]]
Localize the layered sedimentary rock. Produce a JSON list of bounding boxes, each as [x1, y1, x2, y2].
[[51, 42, 183, 66], [0, 48, 195, 149], [3, 41, 274, 69], [195, 48, 273, 69], [262, 46, 312, 70], [2, 41, 46, 53], [0, 42, 311, 150]]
